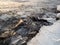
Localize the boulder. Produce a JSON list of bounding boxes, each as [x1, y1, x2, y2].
[[27, 20, 60, 45]]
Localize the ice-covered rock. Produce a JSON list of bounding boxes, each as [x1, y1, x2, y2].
[[42, 18, 56, 23], [57, 5, 60, 11], [57, 13, 60, 18], [27, 20, 60, 45]]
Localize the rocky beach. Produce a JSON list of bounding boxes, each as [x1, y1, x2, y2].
[[0, 0, 60, 45]]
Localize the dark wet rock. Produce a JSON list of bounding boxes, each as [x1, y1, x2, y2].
[[0, 17, 18, 31], [0, 38, 11, 45], [16, 28, 29, 37], [0, 15, 52, 45]]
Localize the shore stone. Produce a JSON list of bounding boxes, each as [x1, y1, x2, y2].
[[27, 20, 60, 45]]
